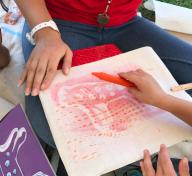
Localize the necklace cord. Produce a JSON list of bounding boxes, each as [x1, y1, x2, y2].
[[104, 0, 112, 14]]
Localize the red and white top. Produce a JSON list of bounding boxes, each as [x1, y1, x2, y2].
[[45, 0, 142, 27]]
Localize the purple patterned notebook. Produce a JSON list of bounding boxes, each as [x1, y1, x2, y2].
[[0, 105, 56, 176]]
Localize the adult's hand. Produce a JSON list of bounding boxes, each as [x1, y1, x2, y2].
[[18, 28, 73, 96], [140, 144, 190, 176]]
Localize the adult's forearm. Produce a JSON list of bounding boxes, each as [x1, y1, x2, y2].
[[15, 0, 52, 28], [158, 95, 192, 126], [15, 0, 59, 42]]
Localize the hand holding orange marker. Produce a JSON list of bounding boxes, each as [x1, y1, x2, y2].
[[92, 72, 136, 88]]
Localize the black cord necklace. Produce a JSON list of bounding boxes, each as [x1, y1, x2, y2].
[[97, 0, 112, 27], [0, 0, 9, 12]]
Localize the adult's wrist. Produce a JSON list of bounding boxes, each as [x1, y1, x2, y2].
[[34, 27, 60, 43], [26, 20, 60, 45]]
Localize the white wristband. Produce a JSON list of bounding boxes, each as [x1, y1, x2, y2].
[[26, 20, 59, 45]]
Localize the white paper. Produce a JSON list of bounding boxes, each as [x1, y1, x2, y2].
[[40, 47, 192, 176], [144, 0, 192, 34]]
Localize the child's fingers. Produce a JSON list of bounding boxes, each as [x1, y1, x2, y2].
[[156, 155, 164, 176], [143, 149, 155, 176], [156, 145, 164, 176], [159, 144, 176, 176], [179, 157, 190, 176], [140, 161, 146, 176], [118, 71, 140, 84]]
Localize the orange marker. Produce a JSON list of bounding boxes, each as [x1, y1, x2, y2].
[[92, 72, 136, 88]]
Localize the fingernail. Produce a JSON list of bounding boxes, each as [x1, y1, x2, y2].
[[17, 81, 22, 87], [25, 88, 31, 96], [65, 68, 69, 75], [183, 157, 188, 163], [32, 89, 38, 96], [41, 83, 46, 90], [160, 144, 166, 149]]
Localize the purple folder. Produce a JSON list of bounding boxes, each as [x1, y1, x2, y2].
[[0, 105, 56, 176]]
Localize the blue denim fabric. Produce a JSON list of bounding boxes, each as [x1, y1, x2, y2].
[[22, 16, 192, 148]]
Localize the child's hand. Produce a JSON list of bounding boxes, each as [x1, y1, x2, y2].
[[119, 69, 167, 107], [140, 144, 190, 176]]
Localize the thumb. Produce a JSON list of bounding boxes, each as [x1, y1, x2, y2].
[[62, 48, 73, 75], [119, 72, 139, 84]]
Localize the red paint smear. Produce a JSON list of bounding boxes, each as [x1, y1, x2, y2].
[[50, 76, 163, 136]]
